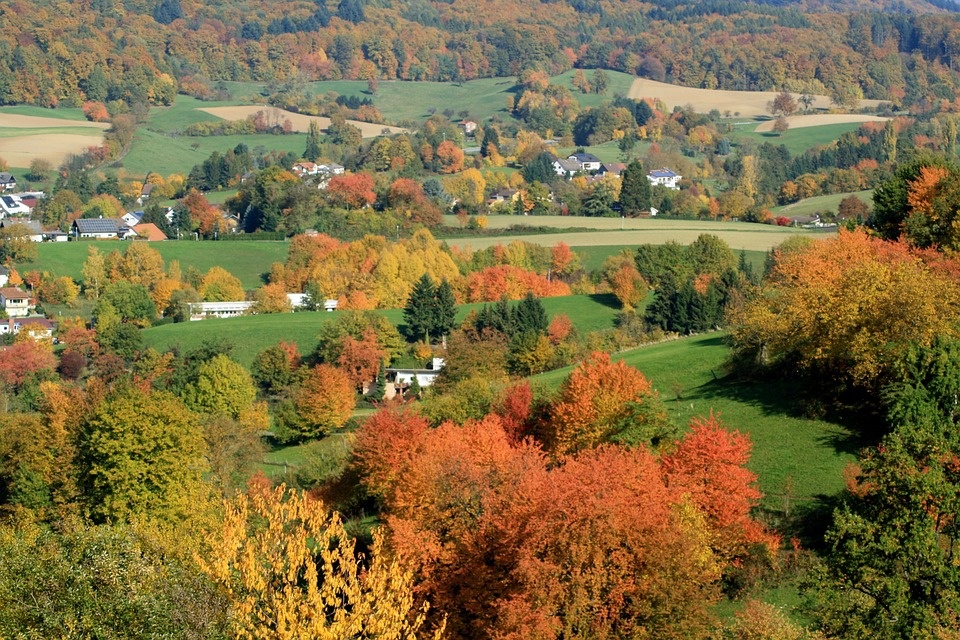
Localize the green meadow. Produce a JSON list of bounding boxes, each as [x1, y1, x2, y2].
[[773, 189, 873, 217], [25, 240, 290, 289], [142, 293, 622, 368], [732, 121, 865, 155], [532, 333, 857, 506]]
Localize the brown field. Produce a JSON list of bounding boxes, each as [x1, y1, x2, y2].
[[198, 106, 408, 138], [451, 216, 826, 252], [0, 133, 107, 167], [754, 113, 889, 131], [0, 114, 110, 130], [627, 79, 886, 118]]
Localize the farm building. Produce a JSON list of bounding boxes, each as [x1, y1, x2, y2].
[[188, 301, 255, 320]]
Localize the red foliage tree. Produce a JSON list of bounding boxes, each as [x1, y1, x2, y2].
[[336, 330, 385, 392], [82, 101, 110, 122], [326, 173, 377, 209], [0, 340, 57, 388]]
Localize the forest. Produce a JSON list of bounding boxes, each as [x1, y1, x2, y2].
[[2, 0, 960, 112]]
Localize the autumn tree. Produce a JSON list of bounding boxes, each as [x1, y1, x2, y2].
[[251, 342, 301, 397], [76, 388, 210, 524], [294, 364, 355, 438], [602, 251, 648, 310], [196, 482, 441, 640], [435, 140, 465, 174], [769, 90, 798, 117], [326, 173, 376, 209], [199, 266, 245, 302], [547, 352, 670, 455], [729, 229, 960, 399], [337, 331, 386, 392]]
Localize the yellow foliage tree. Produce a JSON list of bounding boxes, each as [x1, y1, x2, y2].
[[197, 483, 444, 640]]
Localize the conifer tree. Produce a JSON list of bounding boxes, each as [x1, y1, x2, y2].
[[403, 273, 436, 343], [432, 279, 457, 341], [304, 120, 322, 162], [619, 160, 651, 216]]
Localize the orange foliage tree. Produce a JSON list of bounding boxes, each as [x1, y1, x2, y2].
[[326, 173, 377, 209], [463, 265, 570, 302], [294, 364, 356, 438], [353, 406, 773, 639], [548, 352, 668, 456], [729, 229, 960, 392]]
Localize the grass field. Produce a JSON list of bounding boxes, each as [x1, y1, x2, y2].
[[731, 122, 865, 156], [142, 293, 621, 368], [25, 240, 289, 289], [455, 216, 821, 252], [532, 333, 857, 506], [573, 245, 767, 273], [773, 190, 873, 217]]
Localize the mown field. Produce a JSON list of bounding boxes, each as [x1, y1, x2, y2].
[[731, 121, 866, 156], [142, 292, 622, 368], [25, 240, 289, 289]]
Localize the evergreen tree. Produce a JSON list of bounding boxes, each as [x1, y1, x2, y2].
[[403, 273, 436, 343], [368, 362, 385, 405], [338, 0, 365, 23], [645, 273, 677, 331], [619, 160, 651, 216], [304, 120, 322, 162], [432, 279, 457, 341], [523, 152, 558, 185], [514, 291, 549, 335], [407, 374, 421, 400], [152, 0, 183, 24]]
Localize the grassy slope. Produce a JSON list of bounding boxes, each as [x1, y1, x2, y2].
[[24, 241, 289, 289], [773, 190, 873, 217], [731, 121, 864, 156], [0, 105, 89, 120], [142, 293, 621, 367], [532, 334, 856, 504]]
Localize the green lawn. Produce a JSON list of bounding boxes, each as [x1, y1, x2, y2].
[[24, 240, 290, 289], [773, 190, 873, 217], [532, 333, 857, 505], [142, 293, 621, 368], [732, 122, 865, 156], [0, 105, 89, 120]]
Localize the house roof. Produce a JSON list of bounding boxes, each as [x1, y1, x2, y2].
[[1, 219, 42, 234], [0, 172, 14, 183], [132, 222, 168, 241], [13, 317, 55, 331], [569, 152, 602, 163], [601, 162, 627, 175], [140, 183, 154, 196], [0, 287, 28, 299], [554, 158, 581, 172], [648, 168, 679, 178], [74, 218, 119, 234]]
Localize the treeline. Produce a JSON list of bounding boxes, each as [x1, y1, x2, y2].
[[2, 0, 960, 109]]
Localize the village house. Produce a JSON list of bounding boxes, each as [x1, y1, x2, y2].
[[0, 173, 15, 192], [384, 358, 445, 400], [0, 219, 43, 242], [459, 120, 478, 135], [0, 287, 34, 318], [568, 152, 602, 173], [599, 162, 627, 178], [553, 157, 582, 177], [647, 168, 682, 190], [137, 183, 153, 205], [132, 222, 168, 241], [0, 317, 55, 340], [188, 300, 256, 320], [0, 195, 31, 217]]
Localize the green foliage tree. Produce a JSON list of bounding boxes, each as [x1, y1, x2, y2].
[[432, 278, 457, 341], [95, 281, 156, 327], [77, 388, 209, 524], [183, 354, 258, 419], [619, 159, 651, 216], [522, 152, 557, 185]]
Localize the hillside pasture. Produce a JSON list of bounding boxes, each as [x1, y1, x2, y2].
[[754, 114, 888, 132], [533, 333, 858, 505], [732, 121, 870, 156], [773, 190, 874, 218], [0, 110, 109, 169], [628, 78, 886, 118], [142, 293, 621, 368], [25, 240, 289, 289], [455, 216, 819, 252], [198, 106, 408, 137]]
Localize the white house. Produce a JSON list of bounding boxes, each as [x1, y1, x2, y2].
[[0, 287, 33, 318], [647, 168, 682, 190], [385, 358, 445, 398], [0, 219, 43, 242], [121, 211, 143, 227], [0, 195, 31, 217], [73, 218, 121, 239], [568, 152, 602, 173], [553, 158, 581, 177], [0, 317, 55, 340], [0, 173, 15, 191], [188, 300, 256, 320]]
